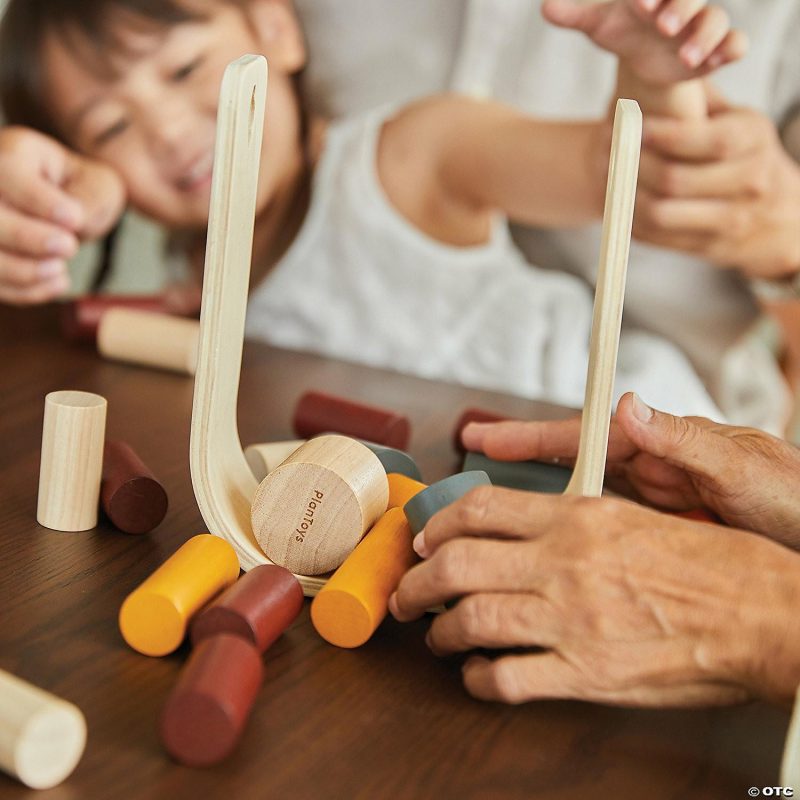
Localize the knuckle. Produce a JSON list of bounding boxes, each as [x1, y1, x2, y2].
[[431, 540, 469, 592], [457, 595, 494, 643], [454, 485, 495, 533]]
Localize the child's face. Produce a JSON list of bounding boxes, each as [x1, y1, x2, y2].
[[40, 1, 305, 231]]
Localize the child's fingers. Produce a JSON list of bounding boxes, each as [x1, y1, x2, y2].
[[655, 0, 707, 37], [678, 5, 733, 69], [706, 29, 748, 70], [0, 265, 70, 306], [0, 162, 85, 231], [0, 254, 67, 290], [540, 0, 605, 32], [0, 202, 80, 260]]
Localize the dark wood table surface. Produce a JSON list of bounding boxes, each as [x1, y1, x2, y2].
[[0, 304, 791, 800]]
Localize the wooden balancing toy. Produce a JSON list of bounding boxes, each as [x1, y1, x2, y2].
[[189, 55, 642, 610]]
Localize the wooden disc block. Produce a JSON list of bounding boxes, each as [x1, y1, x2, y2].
[[97, 308, 200, 375], [244, 440, 306, 482], [102, 440, 168, 534], [293, 391, 411, 449], [0, 669, 86, 789], [403, 471, 491, 535], [311, 507, 417, 648], [160, 634, 263, 767], [119, 534, 240, 656], [37, 390, 107, 532], [251, 435, 389, 576], [191, 564, 304, 652]]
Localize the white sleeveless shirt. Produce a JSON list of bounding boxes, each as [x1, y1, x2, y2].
[[246, 106, 722, 420]]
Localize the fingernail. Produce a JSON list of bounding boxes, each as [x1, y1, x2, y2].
[[461, 422, 489, 451], [631, 393, 654, 423], [412, 530, 429, 559], [659, 12, 681, 35], [680, 44, 702, 68], [37, 258, 65, 278], [46, 232, 77, 257], [52, 201, 84, 229]]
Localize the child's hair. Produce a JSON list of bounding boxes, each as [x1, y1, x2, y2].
[[0, 0, 246, 140]]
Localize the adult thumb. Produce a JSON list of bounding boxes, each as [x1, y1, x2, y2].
[[616, 392, 727, 477]]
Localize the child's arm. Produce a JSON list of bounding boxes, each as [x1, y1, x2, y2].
[[0, 126, 125, 305], [542, 0, 747, 119]]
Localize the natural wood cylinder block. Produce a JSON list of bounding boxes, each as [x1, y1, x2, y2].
[[102, 440, 168, 534], [191, 564, 304, 652], [159, 634, 263, 767], [0, 669, 87, 790], [244, 440, 306, 482], [251, 435, 389, 576], [311, 508, 417, 648], [97, 308, 200, 375], [387, 473, 427, 510], [119, 534, 240, 656], [37, 390, 107, 532]]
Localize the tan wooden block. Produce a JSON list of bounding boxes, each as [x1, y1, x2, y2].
[[97, 308, 199, 375], [37, 390, 107, 532], [0, 669, 86, 789], [251, 435, 389, 575], [244, 440, 306, 482]]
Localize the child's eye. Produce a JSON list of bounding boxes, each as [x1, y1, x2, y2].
[[172, 57, 204, 82], [94, 119, 130, 147]]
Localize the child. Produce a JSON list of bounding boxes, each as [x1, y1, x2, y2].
[[0, 0, 742, 417]]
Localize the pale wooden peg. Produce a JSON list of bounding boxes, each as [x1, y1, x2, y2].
[[37, 390, 107, 531], [244, 440, 306, 482], [0, 669, 86, 790], [251, 435, 389, 575], [97, 308, 200, 375], [564, 99, 642, 498], [189, 57, 322, 585]]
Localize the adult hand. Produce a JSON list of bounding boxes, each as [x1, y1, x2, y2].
[[389, 487, 800, 706], [461, 392, 800, 549], [634, 91, 800, 279], [0, 126, 126, 305]]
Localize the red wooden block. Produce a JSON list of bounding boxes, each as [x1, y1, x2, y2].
[[293, 391, 410, 450], [452, 408, 509, 453], [159, 634, 263, 767], [190, 565, 303, 653], [101, 440, 168, 534], [61, 295, 174, 343]]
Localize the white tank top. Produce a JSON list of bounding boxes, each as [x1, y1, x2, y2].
[[246, 106, 722, 420]]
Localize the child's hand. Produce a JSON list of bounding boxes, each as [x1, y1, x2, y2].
[[541, 0, 748, 86], [0, 126, 126, 305]]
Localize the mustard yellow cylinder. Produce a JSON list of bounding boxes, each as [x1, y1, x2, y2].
[[119, 534, 240, 656], [387, 473, 427, 510], [311, 508, 417, 648]]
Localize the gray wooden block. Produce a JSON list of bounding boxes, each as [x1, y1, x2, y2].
[[403, 471, 491, 535], [359, 440, 422, 482], [462, 452, 572, 494]]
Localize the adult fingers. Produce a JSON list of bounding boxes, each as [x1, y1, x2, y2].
[[390, 537, 543, 622], [462, 653, 749, 706], [0, 201, 79, 260], [426, 592, 558, 656], [642, 107, 774, 161]]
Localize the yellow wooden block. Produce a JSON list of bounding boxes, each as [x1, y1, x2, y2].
[[119, 534, 240, 656], [311, 508, 417, 648], [387, 473, 427, 510]]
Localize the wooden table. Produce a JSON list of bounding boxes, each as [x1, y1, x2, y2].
[[0, 305, 791, 800]]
